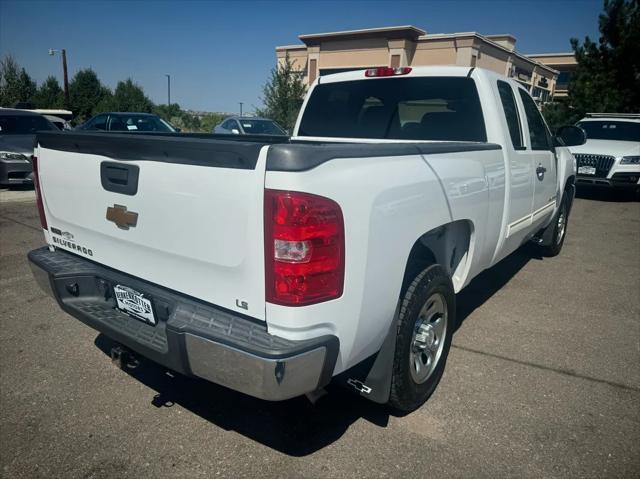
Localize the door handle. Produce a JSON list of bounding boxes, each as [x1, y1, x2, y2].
[[536, 164, 546, 180], [100, 162, 139, 195]]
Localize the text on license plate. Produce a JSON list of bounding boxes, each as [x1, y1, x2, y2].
[[578, 165, 596, 175], [113, 284, 156, 325]]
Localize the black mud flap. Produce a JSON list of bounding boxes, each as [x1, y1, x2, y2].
[[333, 304, 400, 404]]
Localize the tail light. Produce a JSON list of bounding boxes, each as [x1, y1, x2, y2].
[[365, 67, 412, 77], [264, 189, 344, 306], [32, 156, 48, 230]]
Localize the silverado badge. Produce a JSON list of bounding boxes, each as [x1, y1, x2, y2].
[[106, 204, 138, 230]]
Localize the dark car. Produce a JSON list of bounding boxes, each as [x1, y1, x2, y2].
[[0, 108, 57, 187], [213, 116, 288, 136], [76, 112, 177, 133]]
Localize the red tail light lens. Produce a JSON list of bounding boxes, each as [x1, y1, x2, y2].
[[32, 156, 48, 230], [264, 189, 345, 306], [365, 67, 412, 77]]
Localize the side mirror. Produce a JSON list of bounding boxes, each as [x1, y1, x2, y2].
[[231, 129, 240, 135], [555, 125, 586, 147]]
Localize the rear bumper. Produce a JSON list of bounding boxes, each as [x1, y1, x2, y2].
[[28, 247, 338, 401], [0, 159, 33, 186]]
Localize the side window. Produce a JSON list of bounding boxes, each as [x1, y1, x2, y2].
[[231, 121, 241, 132], [497, 81, 523, 149], [518, 89, 552, 150], [221, 120, 233, 130], [86, 115, 107, 130]]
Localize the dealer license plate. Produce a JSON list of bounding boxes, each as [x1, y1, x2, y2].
[[578, 165, 596, 175], [113, 284, 156, 325]]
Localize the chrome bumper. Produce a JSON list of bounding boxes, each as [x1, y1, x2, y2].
[[28, 247, 338, 401]]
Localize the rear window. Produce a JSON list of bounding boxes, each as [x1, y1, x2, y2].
[[109, 115, 174, 132], [239, 119, 287, 135], [0, 115, 56, 134], [298, 77, 487, 142], [576, 121, 640, 142]]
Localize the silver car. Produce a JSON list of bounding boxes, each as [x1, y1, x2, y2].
[[213, 116, 287, 136], [0, 108, 57, 186]]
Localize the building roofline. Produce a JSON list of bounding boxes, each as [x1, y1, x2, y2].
[[485, 33, 517, 41], [299, 25, 426, 42], [276, 44, 307, 51], [420, 32, 559, 75], [526, 52, 575, 57]]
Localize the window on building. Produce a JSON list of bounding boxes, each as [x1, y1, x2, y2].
[[298, 77, 487, 142], [556, 71, 572, 89], [518, 89, 552, 150], [497, 81, 523, 149], [531, 87, 550, 103]]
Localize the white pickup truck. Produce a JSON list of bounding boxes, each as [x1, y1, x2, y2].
[[28, 66, 585, 412]]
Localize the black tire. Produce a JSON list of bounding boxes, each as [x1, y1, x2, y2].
[[388, 264, 455, 412], [540, 193, 570, 257]]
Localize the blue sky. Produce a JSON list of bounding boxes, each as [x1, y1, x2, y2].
[[0, 0, 602, 113]]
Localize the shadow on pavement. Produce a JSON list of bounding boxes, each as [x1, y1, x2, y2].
[[94, 333, 390, 456], [455, 246, 533, 331], [92, 244, 536, 455]]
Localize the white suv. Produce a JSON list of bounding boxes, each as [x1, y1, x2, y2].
[[570, 113, 640, 190]]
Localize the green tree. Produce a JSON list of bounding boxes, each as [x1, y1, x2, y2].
[[199, 112, 225, 132], [111, 78, 153, 112], [69, 68, 112, 122], [0, 55, 36, 107], [33, 76, 64, 109], [256, 53, 306, 131], [543, 0, 640, 128], [154, 103, 182, 121]]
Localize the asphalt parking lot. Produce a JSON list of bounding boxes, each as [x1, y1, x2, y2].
[[1, 188, 638, 478]]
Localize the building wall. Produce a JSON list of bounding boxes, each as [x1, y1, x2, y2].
[[411, 39, 457, 66], [276, 27, 559, 100]]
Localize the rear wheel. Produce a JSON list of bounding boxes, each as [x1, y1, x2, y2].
[[388, 264, 455, 412]]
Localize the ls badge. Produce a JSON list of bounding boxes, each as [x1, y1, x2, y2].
[[106, 204, 138, 230]]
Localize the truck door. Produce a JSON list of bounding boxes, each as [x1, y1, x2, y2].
[[518, 89, 557, 228], [491, 80, 535, 262]]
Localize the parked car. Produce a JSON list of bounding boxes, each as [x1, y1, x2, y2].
[[30, 109, 74, 130], [76, 112, 177, 133], [28, 66, 583, 412], [214, 116, 287, 136], [42, 115, 71, 130], [569, 113, 640, 189], [0, 108, 56, 186]]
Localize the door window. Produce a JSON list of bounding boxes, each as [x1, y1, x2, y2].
[[497, 81, 523, 149], [518, 89, 552, 150], [86, 115, 107, 131]]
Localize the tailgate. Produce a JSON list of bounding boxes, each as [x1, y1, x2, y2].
[[36, 132, 270, 320]]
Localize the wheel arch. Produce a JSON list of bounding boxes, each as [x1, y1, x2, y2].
[[401, 219, 474, 294]]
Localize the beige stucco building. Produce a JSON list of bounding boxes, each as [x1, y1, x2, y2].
[[276, 26, 560, 101], [527, 53, 577, 98]]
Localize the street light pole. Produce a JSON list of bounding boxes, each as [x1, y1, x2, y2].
[[239, 102, 243, 116], [49, 48, 70, 109], [61, 49, 69, 109], [165, 74, 171, 105]]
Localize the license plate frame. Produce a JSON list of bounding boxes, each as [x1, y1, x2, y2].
[[113, 284, 157, 325], [578, 165, 597, 175]]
